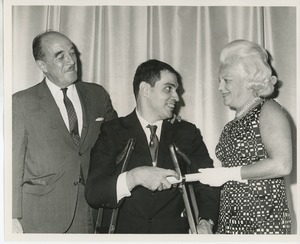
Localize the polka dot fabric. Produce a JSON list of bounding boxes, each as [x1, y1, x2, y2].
[[215, 100, 291, 234]]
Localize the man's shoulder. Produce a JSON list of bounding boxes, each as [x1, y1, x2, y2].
[[106, 112, 131, 124], [166, 117, 202, 140], [168, 116, 197, 130], [77, 81, 106, 92], [13, 82, 43, 99], [99, 117, 128, 140], [102, 111, 135, 130], [76, 81, 111, 101]]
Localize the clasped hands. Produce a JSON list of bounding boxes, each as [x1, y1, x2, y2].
[[127, 165, 246, 191], [126, 166, 180, 192]]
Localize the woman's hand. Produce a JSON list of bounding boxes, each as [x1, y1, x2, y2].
[[197, 167, 246, 187]]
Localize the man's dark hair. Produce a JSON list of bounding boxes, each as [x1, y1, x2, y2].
[[32, 30, 70, 61], [133, 59, 182, 99]]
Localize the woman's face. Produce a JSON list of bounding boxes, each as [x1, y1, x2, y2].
[[218, 63, 253, 110]]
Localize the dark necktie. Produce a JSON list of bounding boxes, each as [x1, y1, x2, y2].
[[147, 124, 159, 166], [61, 88, 80, 147]]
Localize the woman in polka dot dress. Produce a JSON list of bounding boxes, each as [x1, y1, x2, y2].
[[197, 40, 292, 234]]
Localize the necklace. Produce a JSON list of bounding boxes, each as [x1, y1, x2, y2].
[[235, 97, 261, 118]]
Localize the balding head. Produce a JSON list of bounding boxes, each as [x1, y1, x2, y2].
[[32, 31, 72, 61]]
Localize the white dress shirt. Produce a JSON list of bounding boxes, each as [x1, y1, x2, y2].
[[46, 78, 83, 136], [116, 109, 162, 202]]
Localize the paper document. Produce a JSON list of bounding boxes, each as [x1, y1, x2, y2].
[[166, 173, 201, 184]]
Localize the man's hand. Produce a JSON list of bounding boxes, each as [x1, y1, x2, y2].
[[12, 219, 23, 233], [196, 219, 213, 234], [126, 166, 180, 191], [168, 114, 182, 124]]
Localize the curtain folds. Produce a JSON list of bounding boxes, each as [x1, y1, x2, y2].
[[11, 5, 297, 233]]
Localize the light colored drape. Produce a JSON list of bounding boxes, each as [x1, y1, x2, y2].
[[11, 5, 297, 233]]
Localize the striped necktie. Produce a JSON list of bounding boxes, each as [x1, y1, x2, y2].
[[61, 88, 80, 147], [147, 124, 159, 166]]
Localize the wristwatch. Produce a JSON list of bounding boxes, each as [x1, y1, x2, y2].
[[198, 217, 214, 226]]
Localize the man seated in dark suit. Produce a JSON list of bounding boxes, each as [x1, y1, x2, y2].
[[85, 59, 219, 234], [12, 31, 117, 233]]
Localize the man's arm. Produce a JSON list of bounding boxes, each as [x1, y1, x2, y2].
[[12, 95, 26, 232], [85, 122, 179, 208], [85, 126, 120, 209]]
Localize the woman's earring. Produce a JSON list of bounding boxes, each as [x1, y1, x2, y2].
[[270, 76, 277, 85]]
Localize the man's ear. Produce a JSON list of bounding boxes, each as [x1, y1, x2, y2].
[[36, 60, 47, 73], [139, 81, 150, 97]]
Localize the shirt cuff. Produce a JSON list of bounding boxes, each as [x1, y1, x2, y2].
[[117, 172, 131, 203]]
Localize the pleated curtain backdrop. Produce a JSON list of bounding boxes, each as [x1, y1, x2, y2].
[[11, 5, 297, 233]]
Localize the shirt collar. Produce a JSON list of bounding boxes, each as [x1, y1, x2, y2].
[[135, 109, 163, 138], [45, 77, 76, 96], [136, 109, 162, 127]]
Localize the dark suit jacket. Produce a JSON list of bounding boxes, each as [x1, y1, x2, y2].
[[12, 80, 117, 233], [86, 110, 219, 233]]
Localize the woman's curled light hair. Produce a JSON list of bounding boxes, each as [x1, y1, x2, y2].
[[219, 39, 277, 97]]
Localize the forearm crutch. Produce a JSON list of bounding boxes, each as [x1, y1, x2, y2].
[[169, 144, 199, 234], [108, 138, 136, 234]]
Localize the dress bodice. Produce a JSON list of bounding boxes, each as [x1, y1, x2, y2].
[[216, 101, 267, 167]]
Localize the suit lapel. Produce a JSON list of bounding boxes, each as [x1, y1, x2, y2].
[[124, 111, 153, 167], [39, 80, 83, 150], [125, 112, 175, 168], [38, 80, 68, 131], [120, 111, 176, 169], [157, 120, 174, 168], [75, 82, 89, 149]]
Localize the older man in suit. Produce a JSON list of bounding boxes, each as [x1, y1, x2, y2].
[[12, 31, 117, 233], [85, 59, 220, 233]]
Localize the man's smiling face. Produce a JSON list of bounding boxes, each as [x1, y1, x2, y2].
[[146, 70, 179, 121], [38, 33, 78, 88]]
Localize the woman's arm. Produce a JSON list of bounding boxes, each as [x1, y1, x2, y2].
[[196, 100, 293, 187], [241, 100, 292, 180]]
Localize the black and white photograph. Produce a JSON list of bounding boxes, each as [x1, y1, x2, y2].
[[2, 0, 299, 243]]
